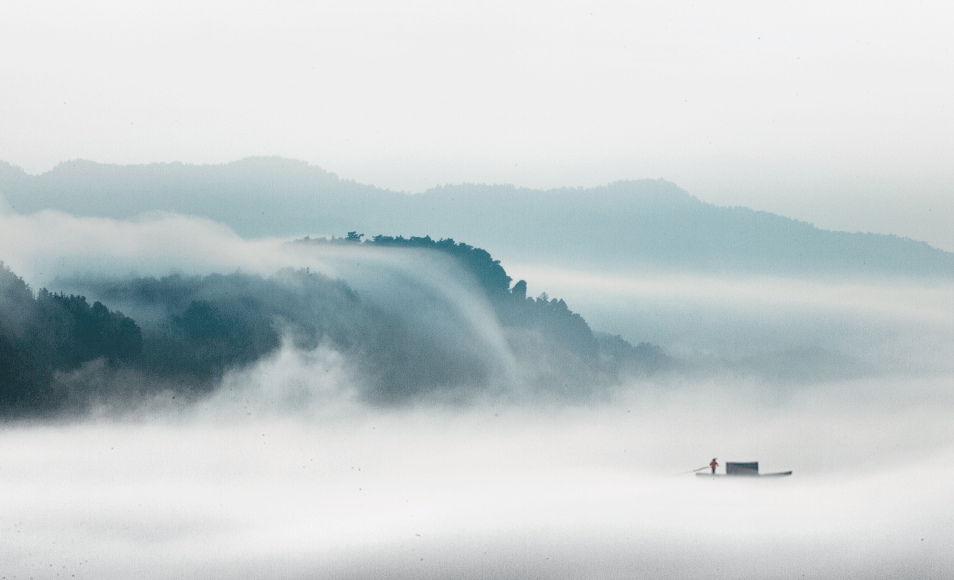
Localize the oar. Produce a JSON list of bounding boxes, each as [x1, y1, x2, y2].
[[674, 465, 710, 476]]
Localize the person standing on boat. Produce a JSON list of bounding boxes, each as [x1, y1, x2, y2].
[[709, 458, 719, 474]]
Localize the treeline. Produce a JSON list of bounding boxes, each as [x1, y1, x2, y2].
[[298, 234, 670, 384], [47, 266, 519, 408], [298, 234, 597, 360], [302, 232, 513, 294], [1, 236, 669, 416], [1, 262, 141, 412]]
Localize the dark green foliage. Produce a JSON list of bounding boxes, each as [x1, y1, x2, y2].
[[2, 233, 669, 415], [297, 235, 663, 382], [299, 234, 514, 295], [35, 291, 142, 370], [0, 263, 50, 411], [82, 267, 496, 404], [172, 299, 277, 374], [0, 262, 141, 414], [88, 269, 363, 384], [595, 333, 671, 375], [494, 291, 600, 365], [0, 333, 58, 412], [511, 280, 527, 300], [368, 235, 513, 295]]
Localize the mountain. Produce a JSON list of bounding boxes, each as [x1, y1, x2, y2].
[[2, 157, 952, 277], [1, 238, 669, 415]]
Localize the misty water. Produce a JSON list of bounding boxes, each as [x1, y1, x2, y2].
[[4, 374, 953, 579], [2, 211, 953, 579]]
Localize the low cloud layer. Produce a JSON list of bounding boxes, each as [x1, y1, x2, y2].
[[2, 208, 953, 577], [0, 209, 293, 285], [510, 263, 954, 378], [6, 207, 951, 378], [3, 375, 953, 579]]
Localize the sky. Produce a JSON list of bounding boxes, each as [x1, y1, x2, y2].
[[2, 0, 954, 250]]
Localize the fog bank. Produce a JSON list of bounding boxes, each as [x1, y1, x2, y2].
[[3, 372, 953, 579]]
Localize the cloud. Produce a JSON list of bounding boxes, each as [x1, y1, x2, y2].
[[3, 376, 954, 579], [0, 209, 295, 287], [508, 263, 954, 376]]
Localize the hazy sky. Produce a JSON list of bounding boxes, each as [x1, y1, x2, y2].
[[2, 0, 953, 249]]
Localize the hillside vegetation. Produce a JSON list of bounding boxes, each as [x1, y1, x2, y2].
[[1, 238, 667, 416]]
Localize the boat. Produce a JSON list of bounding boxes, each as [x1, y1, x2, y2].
[[696, 461, 792, 478]]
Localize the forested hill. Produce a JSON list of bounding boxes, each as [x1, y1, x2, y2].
[[1, 239, 669, 416], [0, 262, 142, 412], [3, 157, 953, 277]]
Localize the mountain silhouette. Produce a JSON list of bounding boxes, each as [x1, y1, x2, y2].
[[2, 157, 951, 277]]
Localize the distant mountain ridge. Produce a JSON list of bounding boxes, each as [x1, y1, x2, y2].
[[2, 157, 951, 277]]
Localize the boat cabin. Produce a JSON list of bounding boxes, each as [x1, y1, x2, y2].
[[726, 461, 759, 475]]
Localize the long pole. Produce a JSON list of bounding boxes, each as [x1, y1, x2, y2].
[[674, 465, 710, 476]]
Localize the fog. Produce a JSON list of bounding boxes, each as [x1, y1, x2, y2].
[[0, 209, 291, 284], [4, 376, 954, 579], [2, 209, 954, 577], [507, 263, 954, 378]]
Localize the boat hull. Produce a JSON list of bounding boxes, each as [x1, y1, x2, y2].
[[696, 471, 792, 478]]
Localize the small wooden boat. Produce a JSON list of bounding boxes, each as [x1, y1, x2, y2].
[[696, 461, 792, 478]]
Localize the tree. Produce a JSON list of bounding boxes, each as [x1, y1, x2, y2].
[[511, 280, 527, 300]]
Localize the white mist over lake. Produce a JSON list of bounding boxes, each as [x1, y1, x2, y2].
[[3, 367, 954, 579]]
